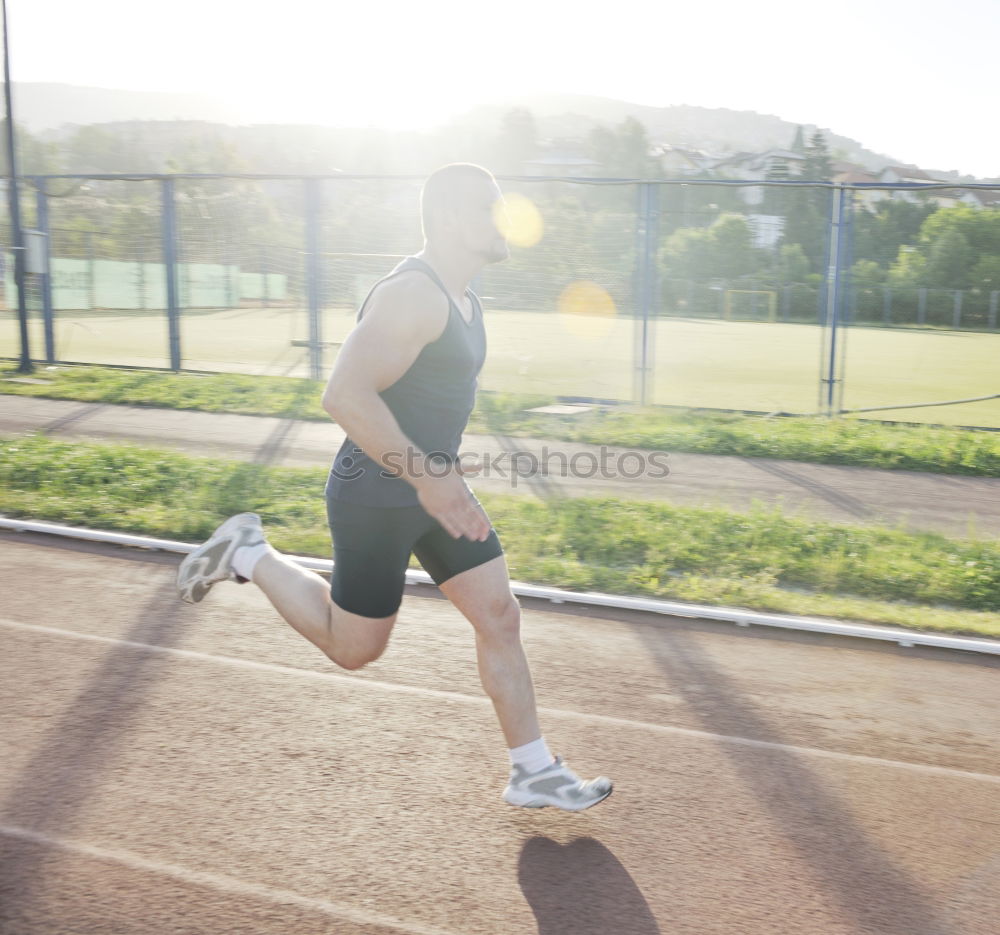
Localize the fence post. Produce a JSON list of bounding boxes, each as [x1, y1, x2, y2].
[[260, 243, 269, 309], [33, 180, 55, 363], [304, 177, 323, 382], [820, 185, 847, 417], [883, 286, 892, 325], [917, 288, 927, 325], [952, 290, 962, 329], [137, 238, 146, 310], [86, 231, 96, 311], [990, 291, 999, 329], [633, 182, 658, 405], [161, 177, 182, 371]]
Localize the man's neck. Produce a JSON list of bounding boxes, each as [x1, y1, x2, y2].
[[416, 245, 481, 301]]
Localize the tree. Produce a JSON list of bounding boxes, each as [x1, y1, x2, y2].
[[853, 200, 936, 268], [495, 109, 538, 174], [802, 131, 833, 183], [586, 125, 618, 175], [585, 117, 656, 178], [919, 203, 1000, 258], [776, 243, 811, 283], [888, 246, 927, 287], [616, 116, 655, 178], [971, 255, 1000, 292], [924, 229, 973, 288], [780, 131, 834, 273], [662, 214, 758, 282]]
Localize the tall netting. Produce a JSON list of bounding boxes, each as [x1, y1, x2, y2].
[[837, 187, 1000, 428], [1, 181, 58, 365], [318, 177, 423, 378], [38, 178, 168, 368], [317, 177, 642, 401], [8, 173, 999, 427], [175, 177, 307, 376], [478, 178, 638, 400], [652, 180, 828, 414], [0, 189, 17, 360]]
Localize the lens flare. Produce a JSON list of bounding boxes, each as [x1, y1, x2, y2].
[[494, 193, 544, 248], [557, 280, 618, 339]]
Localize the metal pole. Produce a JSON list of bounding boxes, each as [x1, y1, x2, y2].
[[2, 0, 30, 371], [86, 230, 95, 310], [33, 179, 54, 362], [260, 242, 269, 309], [821, 185, 846, 417], [835, 189, 854, 416], [161, 177, 182, 370], [304, 177, 323, 381], [633, 182, 658, 406]]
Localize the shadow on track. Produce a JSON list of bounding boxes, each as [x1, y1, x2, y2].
[[518, 835, 660, 935], [636, 626, 950, 935], [0, 581, 188, 927]]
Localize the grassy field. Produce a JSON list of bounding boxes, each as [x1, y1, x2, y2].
[[2, 434, 998, 638], [3, 305, 999, 427], [4, 364, 1000, 476]]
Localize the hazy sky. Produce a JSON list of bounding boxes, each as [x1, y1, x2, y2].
[[10, 0, 1000, 177]]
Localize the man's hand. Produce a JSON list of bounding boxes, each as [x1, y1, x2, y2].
[[415, 471, 492, 541]]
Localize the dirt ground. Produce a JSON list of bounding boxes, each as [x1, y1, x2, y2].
[[1, 533, 998, 934]]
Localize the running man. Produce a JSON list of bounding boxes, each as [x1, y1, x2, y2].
[[177, 164, 612, 811]]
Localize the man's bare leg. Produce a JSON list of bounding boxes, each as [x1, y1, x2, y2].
[[247, 549, 397, 672], [439, 552, 612, 809], [438, 554, 541, 748]]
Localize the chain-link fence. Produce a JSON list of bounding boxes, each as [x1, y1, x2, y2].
[[3, 174, 999, 427]]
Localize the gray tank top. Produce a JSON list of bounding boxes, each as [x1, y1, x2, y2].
[[325, 257, 487, 507]]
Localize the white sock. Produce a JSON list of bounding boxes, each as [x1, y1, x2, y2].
[[509, 737, 555, 775], [231, 541, 272, 581]]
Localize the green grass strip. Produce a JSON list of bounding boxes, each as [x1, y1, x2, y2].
[[4, 364, 1000, 476], [2, 433, 998, 639]]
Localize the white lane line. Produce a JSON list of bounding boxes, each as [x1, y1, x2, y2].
[[0, 823, 457, 935], [4, 617, 999, 786]]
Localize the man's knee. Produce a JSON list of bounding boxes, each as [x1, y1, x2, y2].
[[322, 609, 395, 670], [480, 594, 522, 642], [329, 645, 385, 671]]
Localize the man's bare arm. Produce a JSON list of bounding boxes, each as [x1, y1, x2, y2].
[[321, 274, 490, 541]]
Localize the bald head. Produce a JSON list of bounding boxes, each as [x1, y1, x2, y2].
[[420, 163, 499, 242]]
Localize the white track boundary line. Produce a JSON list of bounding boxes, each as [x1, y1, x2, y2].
[[0, 823, 457, 935], [4, 617, 998, 786], [3, 516, 999, 656]]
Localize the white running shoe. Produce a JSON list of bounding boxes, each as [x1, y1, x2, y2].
[[176, 512, 265, 604], [502, 756, 613, 811]]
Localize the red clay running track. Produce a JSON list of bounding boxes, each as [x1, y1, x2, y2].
[[0, 533, 998, 935]]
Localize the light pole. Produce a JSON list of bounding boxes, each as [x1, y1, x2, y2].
[[3, 0, 31, 372]]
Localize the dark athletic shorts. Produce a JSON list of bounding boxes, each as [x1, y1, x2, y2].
[[326, 497, 504, 618]]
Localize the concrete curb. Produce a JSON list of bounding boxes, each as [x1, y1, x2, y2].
[[2, 515, 998, 657]]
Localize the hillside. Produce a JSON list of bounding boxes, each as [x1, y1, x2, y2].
[[8, 83, 987, 180], [12, 83, 242, 131], [460, 94, 898, 171]]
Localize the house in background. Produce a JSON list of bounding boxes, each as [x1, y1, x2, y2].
[[710, 149, 806, 206], [959, 188, 1000, 209], [832, 161, 882, 210], [652, 144, 716, 177], [875, 166, 964, 207]]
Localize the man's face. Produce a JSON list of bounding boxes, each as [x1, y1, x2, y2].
[[456, 177, 509, 264]]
